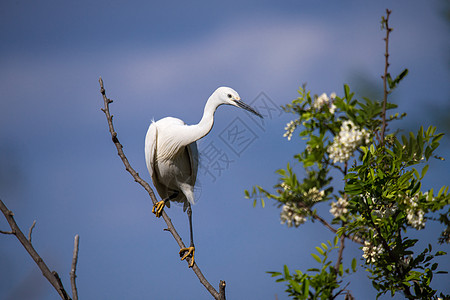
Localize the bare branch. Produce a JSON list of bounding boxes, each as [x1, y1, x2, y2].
[[0, 199, 71, 300], [380, 9, 392, 145], [99, 77, 223, 300], [28, 220, 36, 242], [70, 234, 80, 300], [219, 280, 226, 300], [334, 234, 345, 271], [309, 210, 364, 245]]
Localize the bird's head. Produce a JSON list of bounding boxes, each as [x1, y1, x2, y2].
[[214, 86, 263, 118]]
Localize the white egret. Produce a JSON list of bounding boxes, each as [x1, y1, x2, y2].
[[145, 87, 262, 267]]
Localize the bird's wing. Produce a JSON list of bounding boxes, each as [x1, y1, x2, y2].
[[144, 121, 157, 179], [145, 121, 171, 207], [179, 141, 198, 211]]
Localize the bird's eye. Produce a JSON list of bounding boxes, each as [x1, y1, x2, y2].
[[227, 94, 232, 99]]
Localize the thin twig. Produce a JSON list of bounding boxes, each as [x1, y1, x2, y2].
[[219, 280, 226, 300], [310, 211, 364, 245], [334, 234, 345, 271], [380, 9, 392, 146], [0, 199, 71, 300], [28, 220, 36, 242], [99, 77, 223, 300], [70, 234, 80, 300]]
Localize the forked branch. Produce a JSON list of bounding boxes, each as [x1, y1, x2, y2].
[[0, 199, 73, 300], [98, 77, 225, 300]]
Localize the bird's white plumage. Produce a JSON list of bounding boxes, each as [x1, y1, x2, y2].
[[145, 86, 262, 210], [144, 86, 262, 267], [145, 117, 198, 210]]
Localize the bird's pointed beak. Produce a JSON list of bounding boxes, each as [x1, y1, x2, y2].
[[233, 99, 263, 118]]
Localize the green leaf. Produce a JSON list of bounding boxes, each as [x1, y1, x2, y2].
[[284, 265, 290, 279], [321, 243, 328, 251], [421, 165, 429, 179], [352, 258, 357, 272], [307, 268, 320, 272], [437, 186, 446, 197], [427, 189, 433, 202], [302, 279, 310, 297], [290, 280, 302, 293], [311, 253, 322, 263], [344, 84, 351, 100], [315, 246, 324, 256], [267, 271, 282, 277]]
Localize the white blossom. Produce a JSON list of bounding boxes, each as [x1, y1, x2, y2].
[[280, 182, 291, 191], [328, 120, 370, 163], [280, 202, 307, 227], [313, 92, 337, 114], [406, 208, 425, 229], [330, 197, 349, 218], [372, 205, 397, 218], [403, 194, 426, 230], [284, 119, 299, 141], [362, 240, 384, 264], [313, 93, 329, 110], [304, 187, 325, 202]]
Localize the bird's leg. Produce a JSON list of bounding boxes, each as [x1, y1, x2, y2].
[[152, 191, 178, 218], [179, 203, 195, 268]]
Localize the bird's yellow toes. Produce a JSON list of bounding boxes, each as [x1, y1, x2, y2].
[[179, 246, 195, 268], [152, 200, 165, 218]]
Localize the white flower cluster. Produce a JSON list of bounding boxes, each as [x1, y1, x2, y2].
[[304, 187, 325, 202], [283, 119, 300, 141], [280, 182, 291, 191], [330, 197, 349, 218], [328, 120, 370, 163], [362, 240, 384, 264], [372, 205, 397, 218], [284, 92, 337, 141], [280, 202, 307, 227], [404, 194, 425, 229], [313, 92, 337, 114]]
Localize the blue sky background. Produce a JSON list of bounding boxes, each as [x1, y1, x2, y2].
[[1, 1, 449, 299]]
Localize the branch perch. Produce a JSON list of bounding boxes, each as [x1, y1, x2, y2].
[[99, 77, 225, 300]]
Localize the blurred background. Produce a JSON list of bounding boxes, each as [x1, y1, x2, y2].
[[0, 0, 449, 299]]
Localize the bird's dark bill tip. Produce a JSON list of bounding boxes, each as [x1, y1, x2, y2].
[[234, 100, 263, 118]]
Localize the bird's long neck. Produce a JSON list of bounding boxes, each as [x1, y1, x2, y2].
[[180, 96, 220, 146]]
